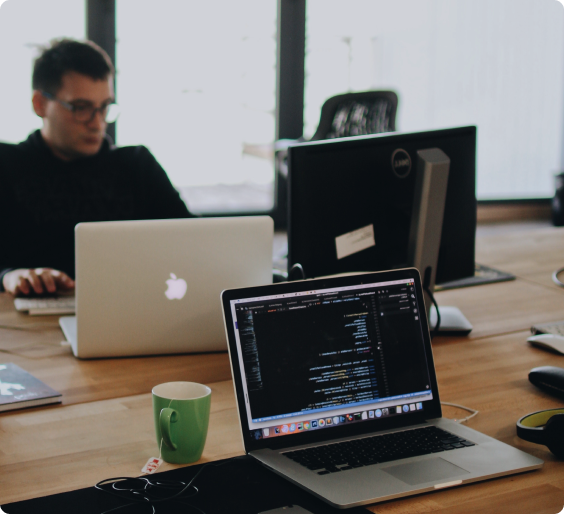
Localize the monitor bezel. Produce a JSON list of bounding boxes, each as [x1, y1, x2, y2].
[[287, 125, 477, 284]]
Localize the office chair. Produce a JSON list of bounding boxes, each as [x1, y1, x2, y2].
[[276, 90, 398, 178], [310, 90, 398, 140], [271, 90, 398, 229]]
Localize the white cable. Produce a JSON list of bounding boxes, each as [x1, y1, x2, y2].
[[140, 399, 172, 475], [441, 401, 479, 423], [553, 267, 564, 287]]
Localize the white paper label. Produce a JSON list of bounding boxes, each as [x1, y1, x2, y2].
[[142, 457, 163, 474], [335, 224, 376, 260]]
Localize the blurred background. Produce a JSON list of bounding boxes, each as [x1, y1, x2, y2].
[[1, 0, 562, 219]]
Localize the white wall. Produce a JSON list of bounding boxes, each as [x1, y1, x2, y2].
[[306, 0, 564, 199], [0, 0, 85, 143], [116, 0, 277, 188]]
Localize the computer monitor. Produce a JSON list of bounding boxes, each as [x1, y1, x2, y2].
[[287, 126, 476, 285]]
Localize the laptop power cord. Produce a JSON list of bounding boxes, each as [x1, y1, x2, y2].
[[424, 286, 441, 339], [441, 402, 479, 423]]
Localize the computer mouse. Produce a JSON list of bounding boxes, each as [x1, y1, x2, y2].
[[528, 366, 564, 399], [527, 334, 564, 355]]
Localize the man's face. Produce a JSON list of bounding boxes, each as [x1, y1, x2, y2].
[[34, 71, 114, 161]]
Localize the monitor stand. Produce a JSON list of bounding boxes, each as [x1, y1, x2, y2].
[[407, 148, 472, 336], [430, 306, 473, 335]]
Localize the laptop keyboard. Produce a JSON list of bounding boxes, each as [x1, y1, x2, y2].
[[532, 320, 564, 337], [14, 296, 76, 316], [283, 426, 475, 475]]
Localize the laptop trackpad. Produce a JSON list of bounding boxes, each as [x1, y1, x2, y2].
[[382, 458, 470, 486]]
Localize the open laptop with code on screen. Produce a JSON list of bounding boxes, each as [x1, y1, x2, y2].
[[221, 268, 542, 508]]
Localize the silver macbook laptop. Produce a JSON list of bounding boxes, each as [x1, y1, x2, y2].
[[60, 216, 273, 359], [221, 268, 543, 508]]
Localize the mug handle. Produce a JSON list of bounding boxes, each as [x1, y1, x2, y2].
[[159, 407, 178, 450]]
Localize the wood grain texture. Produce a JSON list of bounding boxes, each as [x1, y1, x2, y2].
[[0, 380, 243, 504], [475, 225, 564, 285], [0, 294, 233, 405], [434, 280, 564, 340], [434, 225, 564, 340], [1, 225, 564, 510], [367, 329, 564, 514], [3, 331, 564, 510]]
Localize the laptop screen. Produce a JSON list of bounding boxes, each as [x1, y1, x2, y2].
[[226, 274, 435, 444]]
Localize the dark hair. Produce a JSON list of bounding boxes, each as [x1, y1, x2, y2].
[[32, 38, 114, 94]]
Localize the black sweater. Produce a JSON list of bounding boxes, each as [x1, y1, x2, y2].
[[0, 131, 192, 286]]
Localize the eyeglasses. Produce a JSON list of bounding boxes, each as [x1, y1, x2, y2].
[[41, 91, 120, 123]]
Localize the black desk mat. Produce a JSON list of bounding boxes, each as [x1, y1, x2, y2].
[[3, 455, 371, 514], [435, 263, 515, 291]]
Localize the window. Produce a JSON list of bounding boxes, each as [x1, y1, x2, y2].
[[0, 0, 86, 144], [305, 0, 564, 200], [116, 0, 277, 214]]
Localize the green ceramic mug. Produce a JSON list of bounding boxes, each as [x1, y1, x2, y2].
[[152, 382, 212, 464]]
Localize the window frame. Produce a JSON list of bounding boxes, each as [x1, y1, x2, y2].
[[88, 0, 552, 227], [87, 0, 306, 228], [87, 0, 116, 142]]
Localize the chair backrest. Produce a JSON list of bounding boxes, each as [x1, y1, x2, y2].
[[310, 90, 398, 141]]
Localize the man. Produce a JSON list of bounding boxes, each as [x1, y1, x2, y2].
[[0, 39, 192, 295]]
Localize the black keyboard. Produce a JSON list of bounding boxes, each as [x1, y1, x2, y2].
[[283, 426, 475, 475]]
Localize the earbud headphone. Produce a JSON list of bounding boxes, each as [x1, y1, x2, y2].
[[516, 408, 564, 458]]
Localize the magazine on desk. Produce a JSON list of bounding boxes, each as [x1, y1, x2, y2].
[[0, 363, 62, 412]]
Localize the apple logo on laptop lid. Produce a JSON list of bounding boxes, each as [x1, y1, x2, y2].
[[165, 273, 187, 300]]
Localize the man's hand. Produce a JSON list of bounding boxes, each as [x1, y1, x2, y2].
[[2, 268, 75, 296]]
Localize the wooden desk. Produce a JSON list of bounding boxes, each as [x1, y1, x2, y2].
[[0, 294, 232, 405], [2, 226, 564, 511]]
